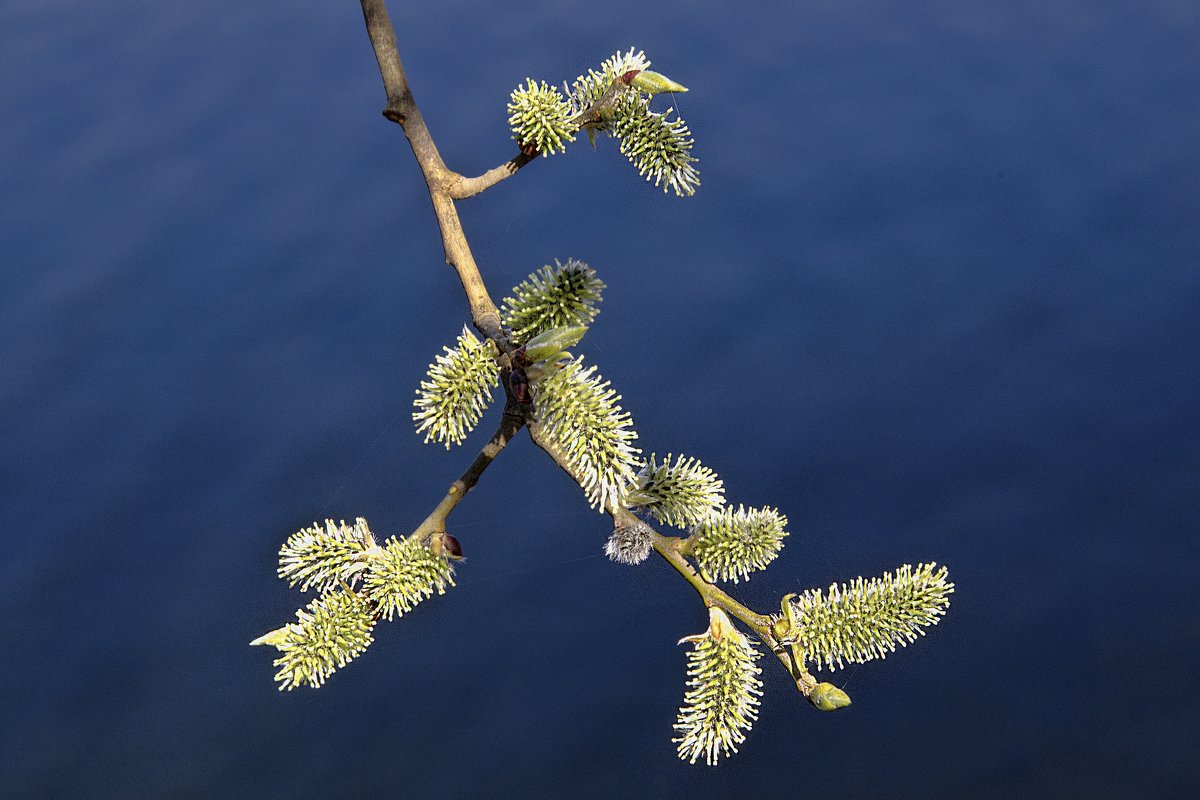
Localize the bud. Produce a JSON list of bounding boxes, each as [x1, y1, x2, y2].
[[808, 682, 852, 712], [508, 366, 532, 405], [438, 532, 464, 560], [631, 69, 689, 95]]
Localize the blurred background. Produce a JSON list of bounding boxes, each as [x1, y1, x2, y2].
[[2, 0, 1198, 797]]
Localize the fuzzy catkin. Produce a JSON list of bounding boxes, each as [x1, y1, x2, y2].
[[673, 609, 763, 765], [786, 563, 954, 670]]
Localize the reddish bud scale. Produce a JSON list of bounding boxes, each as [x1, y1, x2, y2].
[[441, 533, 463, 559], [509, 368, 532, 405]]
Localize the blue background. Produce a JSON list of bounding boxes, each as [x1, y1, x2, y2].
[[3, 0, 1198, 797]]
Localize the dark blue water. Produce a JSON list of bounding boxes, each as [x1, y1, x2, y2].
[[3, 1, 1198, 797]]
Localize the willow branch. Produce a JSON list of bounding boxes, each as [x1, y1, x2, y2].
[[359, 0, 505, 343], [412, 409, 526, 541], [448, 152, 538, 199], [647, 527, 804, 686], [643, 529, 771, 632], [359, 0, 806, 695]]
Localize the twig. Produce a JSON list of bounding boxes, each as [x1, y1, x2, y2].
[[412, 409, 526, 540], [448, 152, 538, 199], [359, 0, 505, 344]]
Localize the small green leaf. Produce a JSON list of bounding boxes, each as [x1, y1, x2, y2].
[[523, 325, 588, 364], [249, 627, 290, 648]]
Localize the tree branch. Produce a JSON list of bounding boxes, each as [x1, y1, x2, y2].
[[359, 0, 807, 695], [448, 152, 538, 199], [411, 409, 526, 542], [359, 0, 505, 343], [646, 526, 805, 689]]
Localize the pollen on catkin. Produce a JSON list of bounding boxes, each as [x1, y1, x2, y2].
[[413, 327, 500, 448], [561, 48, 699, 196], [610, 92, 699, 197], [362, 536, 457, 621], [782, 562, 954, 671], [265, 590, 376, 691], [277, 517, 377, 594], [673, 608, 763, 765], [501, 259, 605, 344], [688, 505, 788, 583], [533, 356, 639, 512], [507, 79, 575, 156], [566, 47, 651, 113], [626, 453, 725, 529]]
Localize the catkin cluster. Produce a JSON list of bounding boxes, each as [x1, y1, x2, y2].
[[506, 48, 699, 196], [253, 518, 455, 690]]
